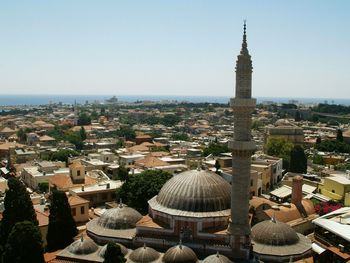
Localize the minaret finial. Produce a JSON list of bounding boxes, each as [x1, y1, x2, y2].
[[241, 20, 249, 55], [243, 19, 246, 35], [271, 212, 276, 223]]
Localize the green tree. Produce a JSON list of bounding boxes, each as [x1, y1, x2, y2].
[[103, 242, 126, 263], [161, 114, 181, 126], [116, 165, 129, 181], [80, 126, 87, 141], [289, 145, 307, 173], [77, 113, 91, 126], [315, 140, 350, 153], [117, 126, 136, 141], [0, 178, 38, 249], [16, 128, 27, 142], [171, 133, 190, 141], [46, 190, 78, 251], [337, 129, 344, 142], [90, 111, 99, 120], [3, 221, 44, 263], [49, 149, 79, 163], [64, 131, 84, 150], [294, 110, 301, 121], [316, 137, 322, 144], [252, 120, 263, 130], [265, 138, 294, 169], [116, 170, 172, 214], [313, 154, 324, 165], [38, 182, 49, 193]]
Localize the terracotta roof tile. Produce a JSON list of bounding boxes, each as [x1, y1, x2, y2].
[[135, 155, 169, 168], [68, 195, 89, 206]]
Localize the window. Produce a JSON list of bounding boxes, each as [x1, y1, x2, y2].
[[250, 180, 253, 187], [77, 170, 81, 176], [81, 206, 85, 215], [71, 208, 76, 216]]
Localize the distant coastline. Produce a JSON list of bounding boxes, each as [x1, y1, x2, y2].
[[0, 94, 349, 106]]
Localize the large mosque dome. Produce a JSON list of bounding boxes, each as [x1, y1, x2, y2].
[[155, 169, 231, 212]]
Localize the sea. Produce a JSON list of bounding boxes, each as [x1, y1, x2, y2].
[[0, 95, 349, 106]]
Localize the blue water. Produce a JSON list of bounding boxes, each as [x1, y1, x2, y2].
[[0, 95, 349, 106]]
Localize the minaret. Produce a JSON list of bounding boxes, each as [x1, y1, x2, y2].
[[73, 100, 78, 126], [228, 22, 256, 258]]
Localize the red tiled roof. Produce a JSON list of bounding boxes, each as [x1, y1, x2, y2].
[[68, 195, 89, 206]]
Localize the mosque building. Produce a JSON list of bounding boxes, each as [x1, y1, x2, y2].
[[82, 23, 313, 263]]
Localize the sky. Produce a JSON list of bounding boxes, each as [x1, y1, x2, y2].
[[0, 1, 349, 99]]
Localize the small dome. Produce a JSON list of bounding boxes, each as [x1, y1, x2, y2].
[[251, 219, 299, 246], [99, 242, 128, 258], [129, 245, 160, 263], [68, 236, 98, 255], [97, 204, 142, 229], [156, 169, 231, 212], [202, 252, 233, 263], [163, 244, 198, 263]]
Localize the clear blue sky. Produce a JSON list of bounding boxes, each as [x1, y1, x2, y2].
[[0, 1, 349, 98]]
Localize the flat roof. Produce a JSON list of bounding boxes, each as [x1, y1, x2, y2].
[[313, 207, 350, 242], [327, 176, 350, 185], [70, 180, 122, 194]]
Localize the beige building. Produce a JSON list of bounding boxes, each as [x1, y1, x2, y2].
[[68, 195, 90, 223], [251, 161, 272, 192], [69, 180, 122, 207], [319, 176, 350, 204], [266, 119, 304, 145], [69, 160, 86, 184]]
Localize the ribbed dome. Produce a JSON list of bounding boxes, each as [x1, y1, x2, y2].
[[202, 253, 233, 263], [99, 242, 128, 258], [251, 219, 299, 246], [68, 237, 98, 255], [156, 169, 231, 212], [129, 245, 160, 263], [97, 204, 142, 229], [163, 244, 198, 263]]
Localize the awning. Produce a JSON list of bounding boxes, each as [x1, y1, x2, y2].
[[312, 242, 326, 254]]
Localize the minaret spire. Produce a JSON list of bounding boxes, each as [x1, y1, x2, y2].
[[241, 20, 249, 55]]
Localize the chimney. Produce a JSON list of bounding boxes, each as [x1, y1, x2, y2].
[[106, 183, 110, 189], [291, 176, 303, 206]]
